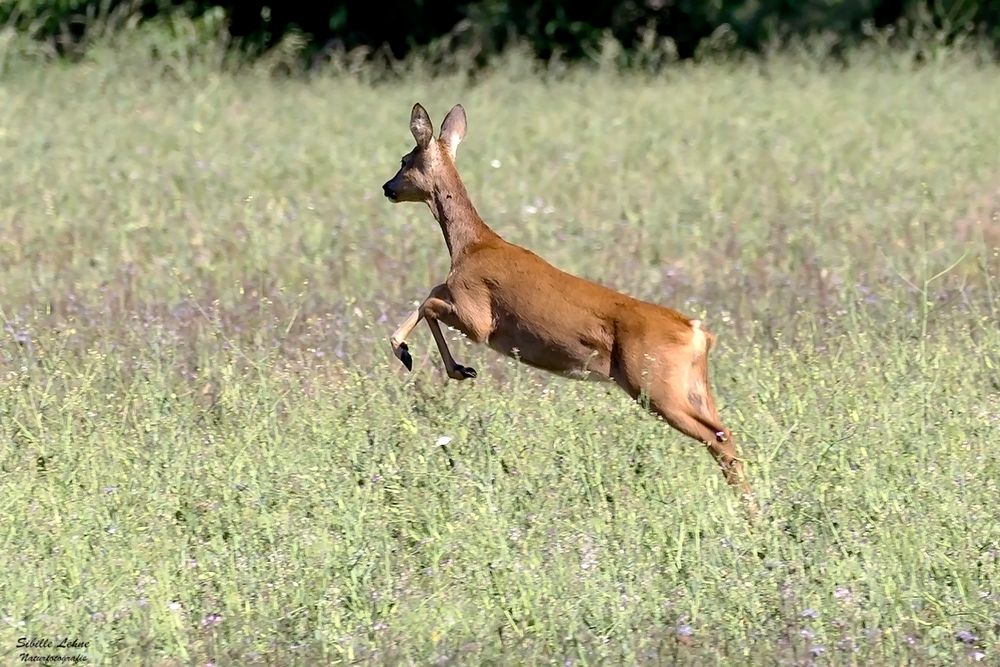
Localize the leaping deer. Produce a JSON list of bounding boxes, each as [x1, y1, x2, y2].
[[382, 103, 753, 504]]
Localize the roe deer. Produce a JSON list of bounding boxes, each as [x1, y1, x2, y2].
[[382, 103, 753, 504]]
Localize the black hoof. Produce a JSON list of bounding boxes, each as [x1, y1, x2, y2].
[[456, 365, 477, 379], [398, 343, 412, 371]]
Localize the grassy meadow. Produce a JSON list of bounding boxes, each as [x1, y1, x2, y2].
[[1, 41, 999, 665]]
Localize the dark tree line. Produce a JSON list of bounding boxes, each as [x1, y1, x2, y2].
[[5, 0, 1000, 63]]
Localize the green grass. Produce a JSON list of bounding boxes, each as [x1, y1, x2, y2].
[[1, 42, 999, 665]]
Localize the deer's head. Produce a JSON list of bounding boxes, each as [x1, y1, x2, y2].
[[382, 103, 466, 204]]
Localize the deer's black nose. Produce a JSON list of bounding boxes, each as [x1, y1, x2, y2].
[[382, 182, 397, 200]]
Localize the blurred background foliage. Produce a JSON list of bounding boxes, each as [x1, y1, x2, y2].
[[2, 0, 999, 67]]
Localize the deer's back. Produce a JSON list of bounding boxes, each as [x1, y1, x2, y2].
[[452, 239, 694, 376]]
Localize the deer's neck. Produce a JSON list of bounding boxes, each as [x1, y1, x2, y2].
[[428, 178, 493, 261]]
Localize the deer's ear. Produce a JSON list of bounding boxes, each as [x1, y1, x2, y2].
[[439, 104, 466, 160], [410, 103, 433, 149]]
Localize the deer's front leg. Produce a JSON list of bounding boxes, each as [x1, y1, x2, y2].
[[420, 295, 477, 381], [389, 309, 421, 371], [389, 285, 477, 380]]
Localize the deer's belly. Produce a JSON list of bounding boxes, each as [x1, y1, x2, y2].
[[486, 329, 611, 381]]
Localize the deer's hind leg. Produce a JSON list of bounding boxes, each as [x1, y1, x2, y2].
[[651, 386, 750, 496], [612, 324, 753, 500]]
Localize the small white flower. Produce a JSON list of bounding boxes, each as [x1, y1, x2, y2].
[[168, 601, 182, 612], [435, 436, 452, 446], [490, 159, 501, 169]]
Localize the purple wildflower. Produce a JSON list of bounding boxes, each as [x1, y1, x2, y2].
[[201, 613, 223, 628], [955, 629, 978, 645]]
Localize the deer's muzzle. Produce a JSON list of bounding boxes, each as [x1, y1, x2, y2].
[[382, 181, 398, 201]]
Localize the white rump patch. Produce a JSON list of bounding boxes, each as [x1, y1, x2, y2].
[[690, 319, 707, 354]]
